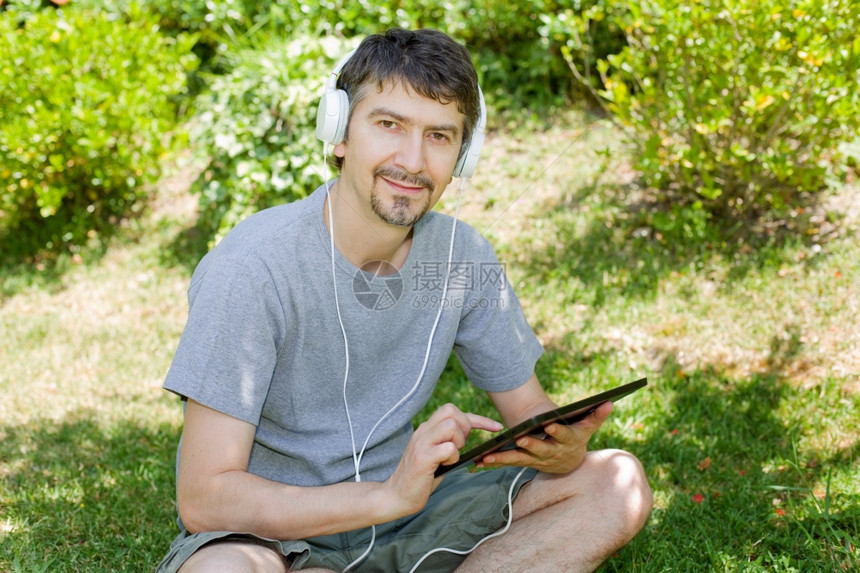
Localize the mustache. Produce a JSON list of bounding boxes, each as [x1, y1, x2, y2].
[[373, 166, 435, 193]]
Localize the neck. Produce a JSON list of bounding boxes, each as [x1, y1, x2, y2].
[[324, 190, 414, 271]]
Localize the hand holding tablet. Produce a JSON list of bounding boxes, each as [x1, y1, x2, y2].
[[434, 377, 648, 477]]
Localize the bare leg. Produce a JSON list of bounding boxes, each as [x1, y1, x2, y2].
[[177, 541, 287, 573], [456, 449, 652, 573], [177, 541, 338, 573]]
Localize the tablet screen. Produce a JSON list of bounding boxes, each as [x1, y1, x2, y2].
[[434, 377, 647, 477]]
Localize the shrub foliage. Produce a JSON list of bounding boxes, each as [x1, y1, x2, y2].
[[136, 0, 581, 115], [0, 3, 196, 258], [5, 0, 855, 253], [547, 0, 860, 236], [3, 0, 582, 251], [189, 35, 357, 243]]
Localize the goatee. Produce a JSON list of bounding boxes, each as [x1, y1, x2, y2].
[[370, 166, 435, 227]]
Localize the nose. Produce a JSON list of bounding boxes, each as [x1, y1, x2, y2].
[[394, 132, 426, 174]]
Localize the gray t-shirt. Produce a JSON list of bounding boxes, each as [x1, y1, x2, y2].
[[164, 183, 543, 487]]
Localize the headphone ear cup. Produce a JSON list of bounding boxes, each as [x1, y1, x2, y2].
[[453, 127, 484, 179], [453, 87, 487, 179], [316, 88, 350, 145]]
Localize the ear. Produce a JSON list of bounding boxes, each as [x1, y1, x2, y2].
[[333, 140, 347, 158]]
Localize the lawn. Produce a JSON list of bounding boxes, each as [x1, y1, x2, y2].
[[1, 112, 858, 571]]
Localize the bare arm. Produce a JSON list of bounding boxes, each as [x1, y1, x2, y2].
[[177, 399, 502, 539], [488, 373, 557, 428], [482, 373, 613, 474]]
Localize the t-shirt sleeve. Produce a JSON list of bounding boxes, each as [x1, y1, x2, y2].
[[452, 238, 544, 393], [163, 253, 285, 426]]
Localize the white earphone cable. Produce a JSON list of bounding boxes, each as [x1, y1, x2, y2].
[[407, 466, 529, 573], [323, 143, 361, 482], [324, 143, 377, 572]]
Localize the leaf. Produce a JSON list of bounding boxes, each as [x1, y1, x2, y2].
[[755, 94, 775, 111]]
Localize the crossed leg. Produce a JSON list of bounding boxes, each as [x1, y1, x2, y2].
[[177, 449, 650, 573], [456, 448, 652, 572], [177, 541, 335, 573]]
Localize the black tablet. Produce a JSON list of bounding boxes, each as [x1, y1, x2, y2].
[[434, 377, 647, 477]]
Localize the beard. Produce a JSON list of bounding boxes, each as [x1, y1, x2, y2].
[[370, 166, 436, 228]]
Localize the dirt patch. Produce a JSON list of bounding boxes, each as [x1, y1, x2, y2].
[[149, 154, 204, 221]]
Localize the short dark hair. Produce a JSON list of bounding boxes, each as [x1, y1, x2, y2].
[[331, 28, 480, 171]]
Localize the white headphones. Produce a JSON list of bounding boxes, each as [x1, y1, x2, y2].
[[316, 48, 487, 179]]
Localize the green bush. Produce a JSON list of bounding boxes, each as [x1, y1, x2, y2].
[[547, 0, 860, 235], [124, 0, 580, 116], [189, 35, 358, 243], [456, 0, 580, 115], [0, 3, 197, 258]]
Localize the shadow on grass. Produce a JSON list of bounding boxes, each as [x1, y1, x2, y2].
[[0, 211, 213, 304], [0, 236, 112, 302], [3, 361, 855, 572], [595, 358, 859, 572], [512, 180, 846, 307], [0, 411, 181, 573], [0, 258, 68, 302], [158, 217, 213, 275]]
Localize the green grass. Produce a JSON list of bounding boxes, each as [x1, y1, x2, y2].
[[2, 112, 858, 571]]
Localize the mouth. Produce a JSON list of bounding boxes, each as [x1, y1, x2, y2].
[[382, 177, 426, 195], [374, 167, 435, 195]]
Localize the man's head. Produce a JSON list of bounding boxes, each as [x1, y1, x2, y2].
[[325, 28, 482, 172]]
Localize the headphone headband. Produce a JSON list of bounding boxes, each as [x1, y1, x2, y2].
[[315, 48, 486, 179]]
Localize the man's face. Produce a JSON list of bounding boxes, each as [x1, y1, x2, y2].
[[333, 81, 465, 228]]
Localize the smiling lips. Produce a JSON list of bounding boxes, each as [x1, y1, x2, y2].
[[373, 166, 435, 194], [385, 178, 424, 195]]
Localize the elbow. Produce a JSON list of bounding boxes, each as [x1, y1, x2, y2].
[[177, 491, 212, 534], [177, 480, 227, 534]]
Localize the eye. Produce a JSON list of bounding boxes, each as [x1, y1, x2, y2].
[[429, 132, 452, 143], [379, 120, 398, 129]]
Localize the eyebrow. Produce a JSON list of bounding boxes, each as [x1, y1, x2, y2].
[[367, 106, 461, 137]]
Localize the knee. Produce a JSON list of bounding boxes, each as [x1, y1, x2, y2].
[[178, 541, 287, 573], [592, 449, 653, 532]]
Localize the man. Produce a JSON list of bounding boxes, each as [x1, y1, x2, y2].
[[157, 28, 652, 573]]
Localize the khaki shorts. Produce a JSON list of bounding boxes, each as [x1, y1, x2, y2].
[[156, 465, 537, 573]]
